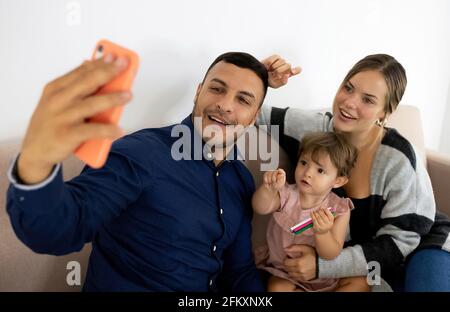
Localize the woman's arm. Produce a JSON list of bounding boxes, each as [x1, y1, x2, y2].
[[252, 169, 286, 215], [313, 209, 350, 260], [318, 144, 436, 280], [283, 144, 437, 282]]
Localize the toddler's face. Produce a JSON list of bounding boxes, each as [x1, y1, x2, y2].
[[295, 152, 345, 196]]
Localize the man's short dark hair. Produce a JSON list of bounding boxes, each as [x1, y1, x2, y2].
[[202, 52, 269, 106]]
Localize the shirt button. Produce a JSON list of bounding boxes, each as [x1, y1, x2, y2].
[[220, 209, 223, 215], [216, 171, 219, 177], [19, 196, 24, 201], [213, 245, 217, 252], [209, 279, 213, 286]]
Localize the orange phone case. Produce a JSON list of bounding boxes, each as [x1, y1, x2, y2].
[[74, 40, 139, 168]]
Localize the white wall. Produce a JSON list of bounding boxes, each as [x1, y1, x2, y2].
[[441, 81, 450, 154], [1, 0, 449, 153]]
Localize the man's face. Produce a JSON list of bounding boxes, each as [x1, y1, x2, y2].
[[192, 61, 264, 149]]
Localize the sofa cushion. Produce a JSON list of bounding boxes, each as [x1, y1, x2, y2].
[[0, 140, 90, 291]]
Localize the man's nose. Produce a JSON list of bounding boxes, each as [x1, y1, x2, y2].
[[217, 94, 234, 113]]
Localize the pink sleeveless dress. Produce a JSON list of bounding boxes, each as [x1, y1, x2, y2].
[[254, 184, 354, 292]]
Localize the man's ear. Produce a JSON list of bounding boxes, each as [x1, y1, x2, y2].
[[333, 176, 348, 189], [194, 83, 202, 103]]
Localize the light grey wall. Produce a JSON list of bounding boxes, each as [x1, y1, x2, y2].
[[1, 0, 450, 152], [440, 82, 450, 155]]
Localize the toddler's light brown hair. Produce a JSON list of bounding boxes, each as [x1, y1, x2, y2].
[[298, 132, 357, 177]]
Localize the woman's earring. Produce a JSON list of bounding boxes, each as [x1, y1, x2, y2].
[[376, 119, 387, 127]]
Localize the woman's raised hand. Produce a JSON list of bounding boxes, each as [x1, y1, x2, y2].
[[261, 54, 301, 89]]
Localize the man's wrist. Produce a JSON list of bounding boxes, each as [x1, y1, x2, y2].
[[8, 153, 62, 191], [17, 153, 55, 185]]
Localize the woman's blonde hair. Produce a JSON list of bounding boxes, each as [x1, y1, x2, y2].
[[342, 54, 407, 117]]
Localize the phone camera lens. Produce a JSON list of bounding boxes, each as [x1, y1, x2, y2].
[[95, 45, 104, 60]]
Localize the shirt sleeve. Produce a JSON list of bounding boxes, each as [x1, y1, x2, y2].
[[334, 197, 354, 217], [6, 138, 146, 255], [8, 153, 62, 191], [256, 106, 332, 164], [277, 183, 291, 211]]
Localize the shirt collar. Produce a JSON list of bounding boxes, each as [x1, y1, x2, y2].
[[180, 114, 241, 163]]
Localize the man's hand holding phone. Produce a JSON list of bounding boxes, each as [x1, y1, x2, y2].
[[74, 40, 139, 168], [18, 50, 132, 184]]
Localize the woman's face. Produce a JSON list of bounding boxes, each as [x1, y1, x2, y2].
[[332, 70, 388, 134]]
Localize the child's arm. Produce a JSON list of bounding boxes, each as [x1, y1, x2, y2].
[[312, 208, 350, 260], [252, 169, 286, 215]]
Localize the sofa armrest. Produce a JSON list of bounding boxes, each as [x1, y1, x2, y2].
[[426, 149, 450, 217]]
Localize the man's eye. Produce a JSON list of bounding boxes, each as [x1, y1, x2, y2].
[[210, 87, 221, 93], [239, 97, 250, 105], [344, 84, 352, 92]]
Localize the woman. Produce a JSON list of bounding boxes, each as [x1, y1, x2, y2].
[[257, 54, 450, 291]]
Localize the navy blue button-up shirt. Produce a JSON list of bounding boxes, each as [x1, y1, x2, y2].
[[7, 115, 263, 291]]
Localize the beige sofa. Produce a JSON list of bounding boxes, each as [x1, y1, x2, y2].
[[1, 105, 449, 291]]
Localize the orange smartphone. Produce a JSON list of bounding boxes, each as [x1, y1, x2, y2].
[[74, 39, 139, 168]]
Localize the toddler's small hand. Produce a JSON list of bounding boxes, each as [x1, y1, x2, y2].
[[311, 207, 335, 234], [263, 169, 286, 192]]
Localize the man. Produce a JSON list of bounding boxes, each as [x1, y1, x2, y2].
[[6, 51, 299, 291]]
